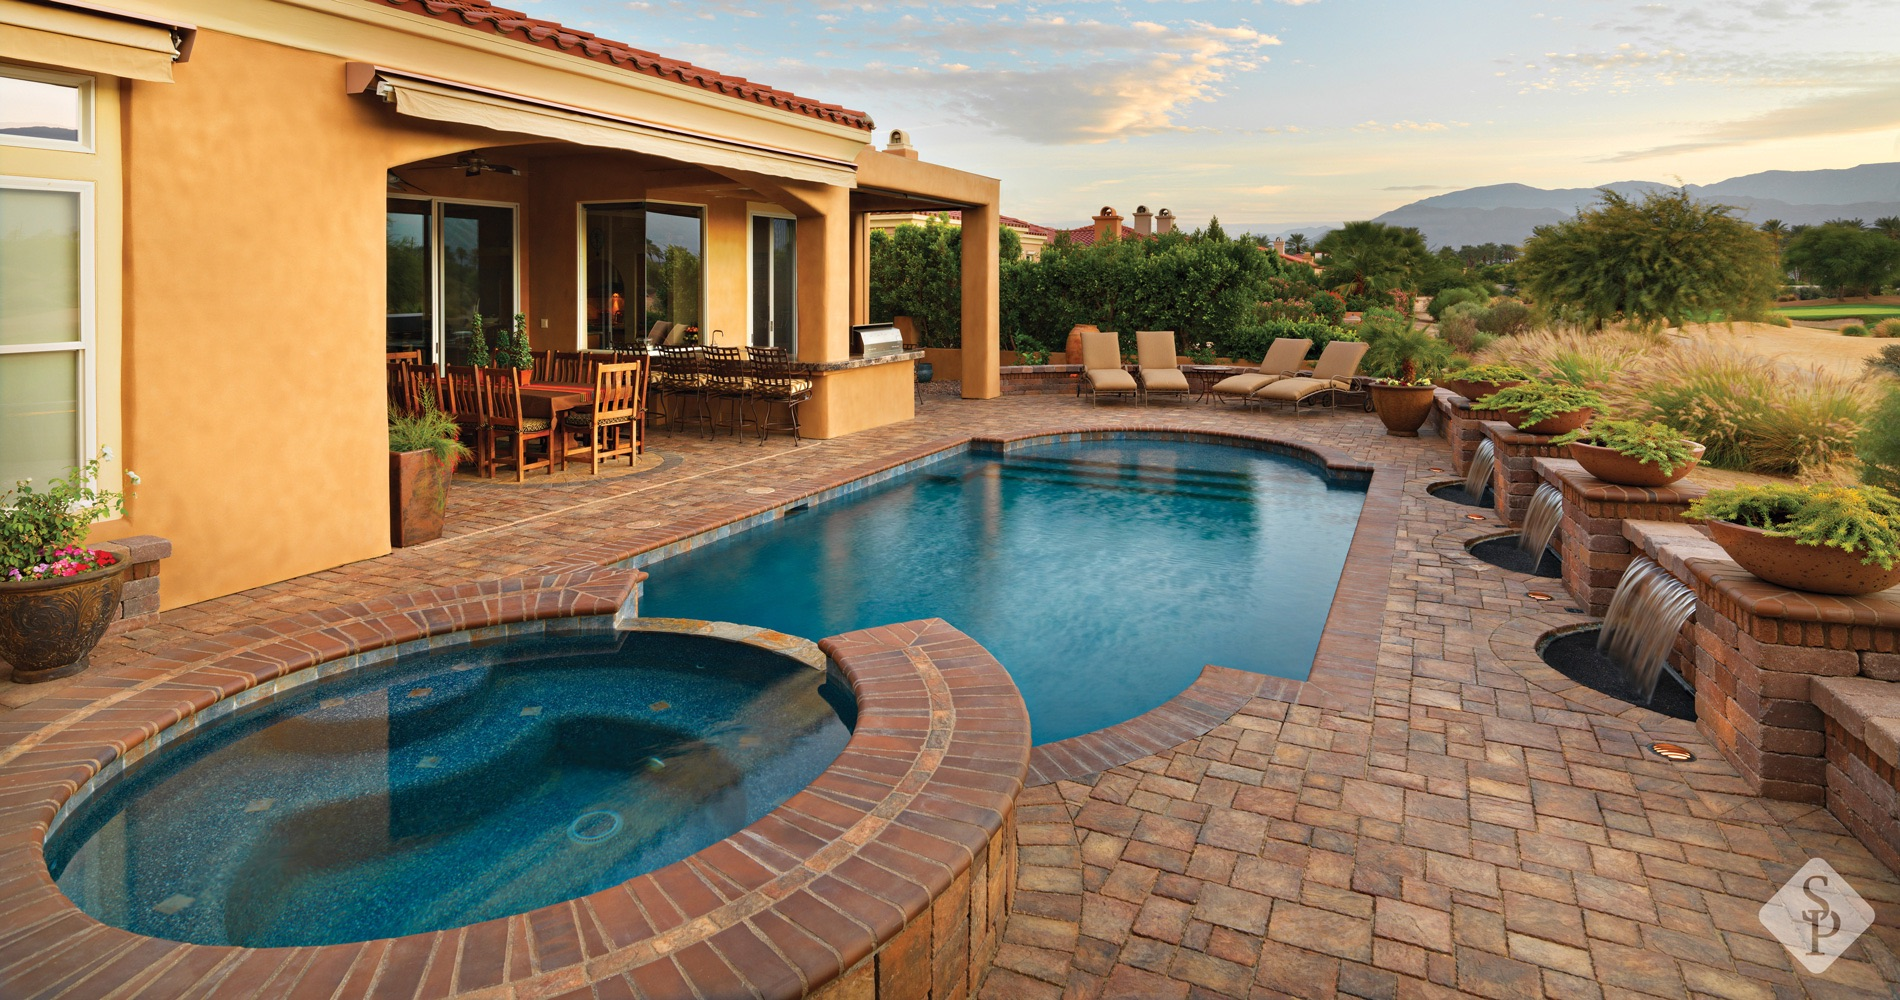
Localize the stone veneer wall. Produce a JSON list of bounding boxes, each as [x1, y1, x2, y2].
[[103, 534, 171, 634], [1626, 522, 1900, 806], [1812, 679, 1900, 873], [1435, 392, 1484, 476], [0, 573, 1033, 1000], [1481, 420, 1571, 526], [1534, 460, 1703, 616]]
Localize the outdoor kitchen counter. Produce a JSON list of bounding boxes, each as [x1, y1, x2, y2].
[[806, 349, 924, 372]]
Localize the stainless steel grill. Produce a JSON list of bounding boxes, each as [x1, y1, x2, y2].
[[850, 323, 906, 360]]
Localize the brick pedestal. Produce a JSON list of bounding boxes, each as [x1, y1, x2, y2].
[[1436, 391, 1484, 475], [102, 535, 171, 635], [1628, 521, 1900, 806], [1535, 459, 1704, 616], [1481, 421, 1571, 526]]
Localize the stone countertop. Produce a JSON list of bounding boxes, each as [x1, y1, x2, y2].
[[1623, 519, 1900, 628], [807, 349, 924, 373]]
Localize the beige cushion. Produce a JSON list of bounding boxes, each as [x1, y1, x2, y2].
[[1080, 330, 1123, 371], [1212, 373, 1280, 395], [1087, 368, 1139, 392], [1309, 340, 1370, 381], [1252, 376, 1350, 401], [1258, 338, 1313, 374], [497, 416, 552, 432], [1135, 330, 1179, 370], [1142, 369, 1190, 392]]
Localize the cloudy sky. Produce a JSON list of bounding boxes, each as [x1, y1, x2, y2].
[[533, 0, 1900, 229]]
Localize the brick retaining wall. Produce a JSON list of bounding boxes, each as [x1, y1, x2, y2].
[[1480, 421, 1571, 526], [1534, 460, 1702, 616], [103, 534, 170, 635]]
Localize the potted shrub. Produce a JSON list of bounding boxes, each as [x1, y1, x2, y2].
[[1552, 419, 1706, 487], [1473, 382, 1606, 436], [0, 451, 136, 683], [500, 313, 535, 384], [390, 393, 473, 548], [1440, 363, 1533, 403], [1685, 483, 1900, 596], [1364, 327, 1452, 436]]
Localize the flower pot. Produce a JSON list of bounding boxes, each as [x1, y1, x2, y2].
[[1369, 383, 1438, 436], [1515, 407, 1594, 436], [916, 361, 935, 384], [1706, 520, 1900, 596], [1569, 441, 1705, 488], [1440, 378, 1526, 404], [1064, 324, 1098, 366], [390, 449, 453, 548], [0, 555, 130, 683]]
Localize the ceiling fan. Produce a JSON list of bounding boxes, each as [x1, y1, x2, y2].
[[410, 154, 522, 177]]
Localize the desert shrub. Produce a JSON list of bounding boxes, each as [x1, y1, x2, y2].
[[1478, 329, 1662, 403], [1861, 387, 1900, 489], [1429, 287, 1486, 321], [1439, 311, 1485, 353], [1475, 300, 1533, 337], [1872, 319, 1900, 338], [1760, 313, 1793, 328], [1635, 342, 1867, 478], [1255, 299, 1320, 323], [1842, 324, 1870, 337], [1870, 344, 1900, 378]]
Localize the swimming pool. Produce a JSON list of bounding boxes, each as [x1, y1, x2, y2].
[[45, 628, 852, 947], [639, 437, 1367, 744]]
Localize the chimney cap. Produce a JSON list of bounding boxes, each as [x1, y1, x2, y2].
[[1135, 205, 1151, 214], [1157, 208, 1174, 217], [888, 128, 914, 148], [1099, 205, 1117, 216]]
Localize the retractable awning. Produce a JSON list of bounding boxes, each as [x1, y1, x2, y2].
[[0, 0, 194, 83], [347, 65, 857, 188]]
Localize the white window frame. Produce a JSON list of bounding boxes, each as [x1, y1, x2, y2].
[[0, 175, 96, 479], [386, 195, 520, 373], [746, 208, 798, 351], [0, 65, 95, 154]]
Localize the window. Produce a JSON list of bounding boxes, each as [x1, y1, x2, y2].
[[0, 66, 93, 152], [384, 198, 518, 368], [0, 179, 92, 490], [582, 203, 704, 349]]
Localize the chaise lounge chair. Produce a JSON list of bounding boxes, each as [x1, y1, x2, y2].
[[1210, 337, 1313, 404], [1249, 340, 1371, 412], [1135, 331, 1190, 404], [1079, 330, 1140, 405]]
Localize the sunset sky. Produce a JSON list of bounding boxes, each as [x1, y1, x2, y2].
[[536, 0, 1900, 230]]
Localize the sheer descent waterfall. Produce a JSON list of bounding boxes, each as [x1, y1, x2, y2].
[[1464, 439, 1495, 500], [1518, 484, 1563, 558], [1597, 557, 1698, 704]]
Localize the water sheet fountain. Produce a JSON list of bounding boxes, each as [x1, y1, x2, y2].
[[1538, 555, 1697, 719], [1430, 438, 1494, 506], [1466, 482, 1561, 577]]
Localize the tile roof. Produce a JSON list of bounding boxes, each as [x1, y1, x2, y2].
[[869, 210, 1061, 239], [1061, 224, 1141, 247], [372, 0, 874, 131]]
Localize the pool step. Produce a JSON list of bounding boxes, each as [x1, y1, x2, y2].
[[990, 461, 1258, 502]]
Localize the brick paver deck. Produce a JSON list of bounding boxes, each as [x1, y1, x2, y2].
[[4, 392, 1897, 999]]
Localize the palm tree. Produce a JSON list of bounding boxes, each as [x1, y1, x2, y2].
[[1285, 232, 1310, 254], [1875, 216, 1900, 241], [1759, 219, 1787, 251], [1311, 221, 1431, 296]]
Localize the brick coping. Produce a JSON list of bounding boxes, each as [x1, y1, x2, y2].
[[0, 583, 1030, 998], [613, 426, 1398, 772], [1533, 457, 1709, 504], [1625, 520, 1900, 628], [1814, 676, 1900, 769]]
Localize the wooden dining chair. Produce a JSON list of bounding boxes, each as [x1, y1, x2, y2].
[[438, 365, 487, 471], [561, 359, 647, 474], [386, 350, 422, 364], [480, 366, 555, 481], [397, 362, 441, 417]]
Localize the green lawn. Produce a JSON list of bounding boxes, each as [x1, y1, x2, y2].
[[1777, 303, 1900, 320]]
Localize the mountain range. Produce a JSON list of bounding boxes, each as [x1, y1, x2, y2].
[[1231, 161, 1900, 249]]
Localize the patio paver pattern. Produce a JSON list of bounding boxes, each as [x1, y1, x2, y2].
[[3, 391, 1898, 999]]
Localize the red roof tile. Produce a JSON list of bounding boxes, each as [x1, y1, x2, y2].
[[868, 210, 1061, 239], [1062, 224, 1141, 247], [372, 0, 874, 131]]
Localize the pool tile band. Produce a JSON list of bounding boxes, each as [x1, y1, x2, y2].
[[0, 580, 1029, 1000]]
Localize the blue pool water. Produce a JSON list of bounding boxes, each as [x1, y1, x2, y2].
[[641, 439, 1366, 744], [47, 630, 852, 947]]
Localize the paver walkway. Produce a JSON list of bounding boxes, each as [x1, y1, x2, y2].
[[4, 391, 1896, 999]]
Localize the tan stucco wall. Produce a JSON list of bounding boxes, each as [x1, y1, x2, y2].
[[802, 361, 915, 439]]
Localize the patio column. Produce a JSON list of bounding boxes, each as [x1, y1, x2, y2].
[[794, 182, 853, 365], [851, 211, 870, 326], [961, 202, 1001, 399]]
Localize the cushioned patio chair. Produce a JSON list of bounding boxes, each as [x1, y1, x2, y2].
[[481, 366, 556, 481], [561, 360, 646, 474], [1209, 338, 1312, 404], [1079, 330, 1139, 405], [1249, 341, 1371, 412], [1135, 331, 1190, 404]]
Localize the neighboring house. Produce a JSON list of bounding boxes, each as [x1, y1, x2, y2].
[[1270, 238, 1318, 267], [866, 209, 1058, 258], [0, 0, 1002, 609], [868, 203, 1186, 256]]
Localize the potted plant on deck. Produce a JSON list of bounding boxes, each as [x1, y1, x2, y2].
[[1364, 326, 1452, 436], [1440, 363, 1533, 403], [390, 393, 473, 547], [1685, 483, 1900, 596], [1473, 382, 1606, 436], [1552, 419, 1706, 487], [0, 451, 136, 683]]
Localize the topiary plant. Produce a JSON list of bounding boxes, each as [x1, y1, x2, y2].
[[466, 311, 490, 367], [1473, 382, 1607, 423], [1685, 483, 1900, 569], [1552, 419, 1700, 475]]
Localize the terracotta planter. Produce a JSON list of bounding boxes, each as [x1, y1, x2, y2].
[[1064, 324, 1098, 365], [1514, 407, 1594, 436], [1569, 441, 1704, 488], [0, 554, 129, 683], [1369, 383, 1438, 436], [1440, 378, 1526, 404], [390, 449, 453, 547], [1706, 519, 1900, 597]]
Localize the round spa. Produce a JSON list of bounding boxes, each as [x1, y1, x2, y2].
[[44, 627, 854, 948]]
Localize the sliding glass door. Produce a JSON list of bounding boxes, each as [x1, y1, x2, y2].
[[582, 202, 703, 350], [750, 215, 796, 351], [385, 197, 517, 369]]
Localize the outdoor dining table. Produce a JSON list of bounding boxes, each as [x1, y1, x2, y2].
[[518, 384, 592, 422]]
